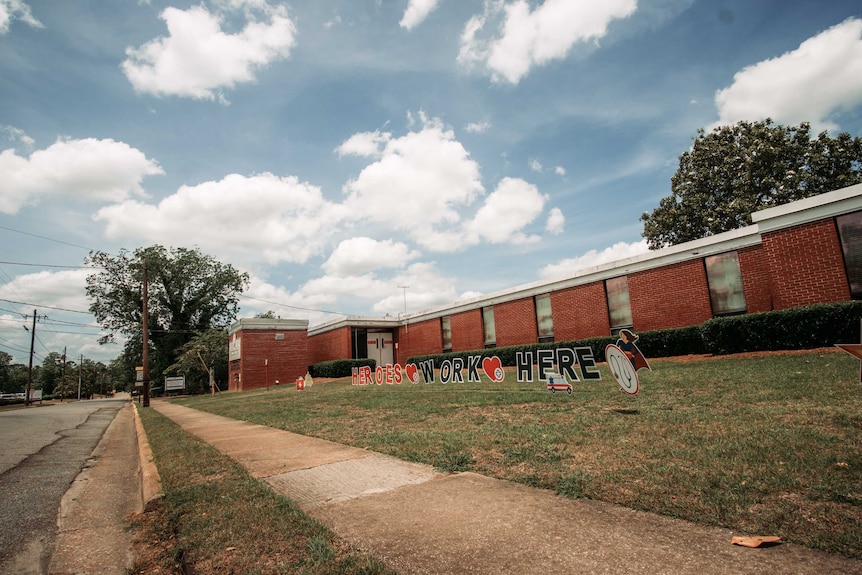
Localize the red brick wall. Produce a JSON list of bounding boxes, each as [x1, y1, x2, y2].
[[762, 219, 850, 309], [495, 298, 538, 347], [552, 282, 610, 340], [738, 245, 773, 313], [307, 327, 352, 365], [629, 259, 713, 331], [451, 309, 484, 352], [396, 319, 442, 363], [228, 329, 308, 392]]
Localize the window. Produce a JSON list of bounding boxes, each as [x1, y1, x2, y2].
[[837, 211, 862, 299], [535, 294, 554, 342], [482, 306, 496, 347], [605, 276, 632, 333], [704, 251, 747, 315], [441, 316, 452, 352]]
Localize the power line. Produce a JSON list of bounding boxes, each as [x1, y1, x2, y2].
[[0, 297, 91, 314], [239, 293, 348, 317], [0, 224, 98, 252], [0, 260, 96, 269]]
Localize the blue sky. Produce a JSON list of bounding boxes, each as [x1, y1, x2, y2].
[[1, 0, 862, 365]]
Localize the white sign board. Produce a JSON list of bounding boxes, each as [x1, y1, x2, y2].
[[165, 376, 186, 391], [229, 334, 241, 361]]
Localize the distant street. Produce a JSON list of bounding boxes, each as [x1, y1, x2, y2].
[[0, 398, 127, 574]]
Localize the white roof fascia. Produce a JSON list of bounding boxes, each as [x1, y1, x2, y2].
[[229, 318, 309, 335], [752, 183, 862, 234], [307, 317, 401, 337], [406, 225, 762, 324], [309, 183, 862, 335]]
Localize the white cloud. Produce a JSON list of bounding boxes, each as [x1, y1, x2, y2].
[[465, 177, 545, 245], [322, 237, 419, 277], [0, 137, 163, 214], [539, 239, 649, 280], [369, 262, 467, 316], [0, 0, 41, 34], [545, 206, 564, 234], [335, 130, 392, 157], [94, 173, 346, 266], [713, 18, 862, 132], [341, 113, 485, 250], [339, 113, 555, 252], [122, 3, 296, 100], [458, 0, 637, 84], [0, 268, 119, 363], [241, 274, 342, 326], [0, 125, 34, 148], [0, 269, 91, 315], [400, 0, 439, 30], [554, 165, 566, 176], [529, 158, 543, 172], [464, 121, 491, 134]]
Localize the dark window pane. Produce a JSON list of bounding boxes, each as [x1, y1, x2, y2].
[[606, 276, 632, 329], [535, 294, 553, 339], [482, 306, 496, 346], [705, 251, 747, 315], [441, 316, 452, 351], [837, 211, 862, 299]]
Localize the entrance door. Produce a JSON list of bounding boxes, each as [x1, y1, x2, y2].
[[367, 331, 394, 367]]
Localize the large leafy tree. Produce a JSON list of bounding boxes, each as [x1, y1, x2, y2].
[[641, 119, 862, 249], [86, 245, 249, 385]]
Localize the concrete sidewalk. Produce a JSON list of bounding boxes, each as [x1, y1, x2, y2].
[[49, 401, 143, 575], [151, 400, 862, 575]]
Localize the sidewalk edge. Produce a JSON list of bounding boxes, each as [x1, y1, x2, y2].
[[133, 402, 163, 510]]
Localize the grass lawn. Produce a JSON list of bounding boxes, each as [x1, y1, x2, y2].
[[169, 349, 862, 559], [132, 407, 396, 574]]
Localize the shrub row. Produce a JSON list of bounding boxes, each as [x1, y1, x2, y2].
[[404, 301, 862, 367], [309, 358, 377, 378], [700, 301, 862, 355]]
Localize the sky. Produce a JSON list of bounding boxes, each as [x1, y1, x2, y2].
[[2, 0, 862, 366]]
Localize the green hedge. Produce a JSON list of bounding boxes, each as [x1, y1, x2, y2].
[[405, 301, 861, 367], [309, 358, 377, 378], [700, 301, 862, 355]]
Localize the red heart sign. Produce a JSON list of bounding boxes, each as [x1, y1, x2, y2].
[[482, 356, 504, 382], [405, 363, 419, 383]]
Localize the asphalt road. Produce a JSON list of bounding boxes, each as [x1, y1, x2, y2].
[[0, 398, 126, 574]]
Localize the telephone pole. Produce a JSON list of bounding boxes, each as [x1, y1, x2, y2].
[[142, 259, 150, 407], [25, 309, 36, 407], [77, 353, 83, 400]]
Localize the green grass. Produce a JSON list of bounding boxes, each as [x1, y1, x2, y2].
[[132, 407, 396, 575], [171, 350, 862, 558]]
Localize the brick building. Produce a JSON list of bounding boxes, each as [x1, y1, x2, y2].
[[232, 183, 862, 378], [228, 318, 308, 391]]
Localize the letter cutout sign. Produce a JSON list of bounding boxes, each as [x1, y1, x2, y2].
[[606, 329, 650, 395]]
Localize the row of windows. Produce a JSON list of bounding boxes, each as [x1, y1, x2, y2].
[[436, 211, 862, 352], [440, 250, 748, 350]]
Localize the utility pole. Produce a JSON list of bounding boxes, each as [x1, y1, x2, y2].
[[77, 354, 83, 400], [142, 259, 150, 407], [60, 346, 67, 402], [397, 285, 409, 316], [25, 309, 36, 407]]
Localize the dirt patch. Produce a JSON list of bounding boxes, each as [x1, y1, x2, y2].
[[648, 347, 842, 363]]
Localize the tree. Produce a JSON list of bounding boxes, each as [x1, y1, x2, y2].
[[0, 351, 15, 394], [38, 352, 64, 395], [641, 119, 862, 249], [166, 328, 229, 394], [86, 245, 249, 386]]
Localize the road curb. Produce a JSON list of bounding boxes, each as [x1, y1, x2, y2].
[[133, 402, 163, 510]]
